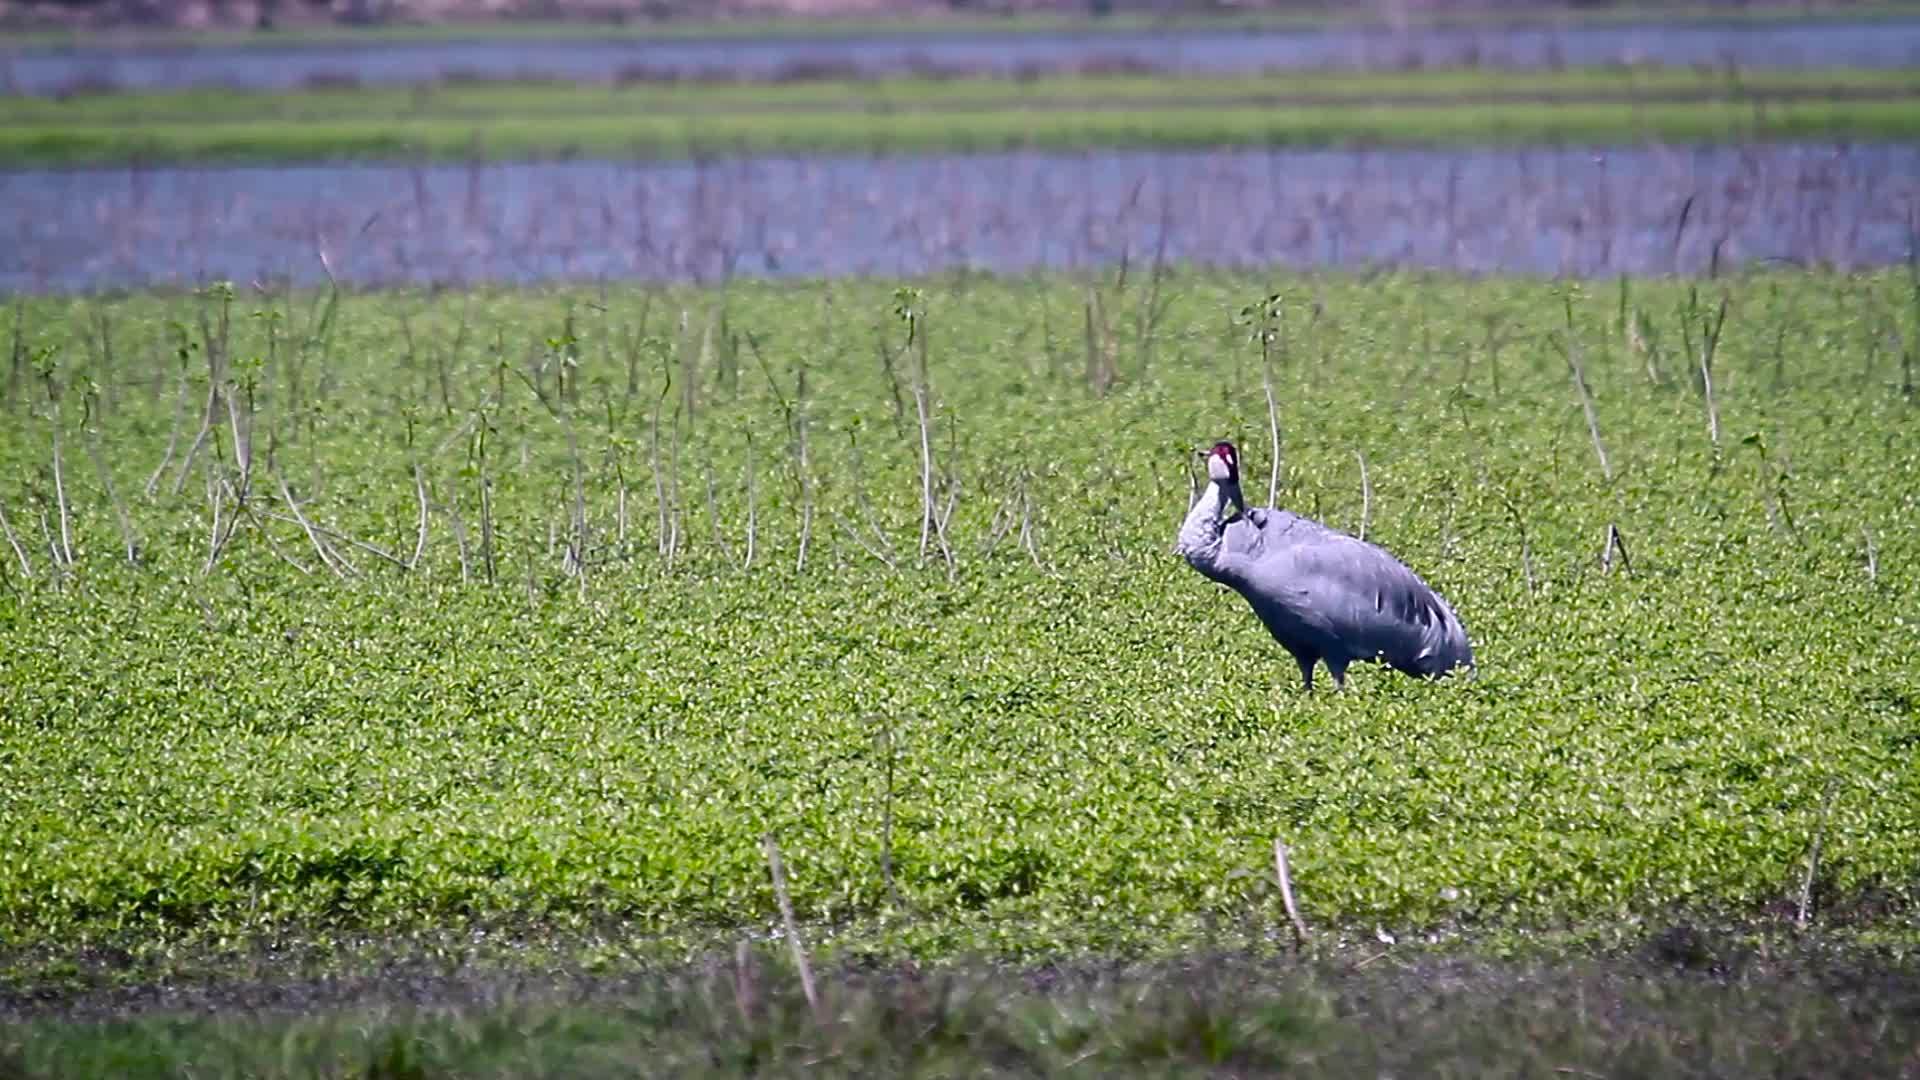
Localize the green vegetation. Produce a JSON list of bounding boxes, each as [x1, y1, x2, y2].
[[1, 268, 1916, 981], [7, 66, 1920, 165]]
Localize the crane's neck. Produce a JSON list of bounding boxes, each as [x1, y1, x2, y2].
[[1176, 478, 1243, 566]]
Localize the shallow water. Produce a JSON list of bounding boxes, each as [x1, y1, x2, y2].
[[6, 18, 1920, 95], [3, 144, 1914, 293]]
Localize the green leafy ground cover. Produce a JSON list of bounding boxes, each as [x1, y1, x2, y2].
[[1, 269, 1915, 976], [8, 66, 1920, 164]]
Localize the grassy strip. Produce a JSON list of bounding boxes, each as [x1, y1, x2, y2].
[[4, 95, 1918, 166], [10, 1, 1920, 49], [6, 942, 1918, 1078], [13, 66, 1920, 123]]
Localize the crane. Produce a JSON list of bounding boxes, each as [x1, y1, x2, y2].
[[1175, 440, 1474, 691]]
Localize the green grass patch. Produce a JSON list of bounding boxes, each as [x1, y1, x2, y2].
[[0, 268, 1916, 981], [6, 69, 1920, 165]]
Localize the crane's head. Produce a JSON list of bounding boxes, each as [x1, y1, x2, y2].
[[1205, 441, 1240, 484]]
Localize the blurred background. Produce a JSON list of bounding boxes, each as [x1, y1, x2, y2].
[[2, 0, 1918, 291]]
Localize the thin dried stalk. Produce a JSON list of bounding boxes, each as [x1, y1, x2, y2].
[[762, 835, 824, 1026], [1274, 838, 1309, 950], [146, 347, 194, 497], [275, 474, 349, 578], [744, 432, 757, 571], [1601, 522, 1633, 575], [0, 500, 32, 578], [410, 465, 430, 571], [703, 458, 735, 565], [1562, 318, 1613, 482], [1355, 451, 1372, 542], [1797, 778, 1841, 930], [446, 493, 473, 584], [48, 422, 74, 567], [1018, 469, 1042, 568], [1263, 353, 1282, 508], [914, 380, 937, 567], [82, 409, 139, 564], [1861, 525, 1878, 582]]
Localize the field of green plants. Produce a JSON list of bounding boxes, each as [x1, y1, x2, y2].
[[1, 268, 1917, 1069]]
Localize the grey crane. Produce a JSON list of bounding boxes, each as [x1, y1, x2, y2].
[[1175, 440, 1473, 691]]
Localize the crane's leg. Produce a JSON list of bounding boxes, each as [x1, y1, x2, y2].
[[1294, 653, 1316, 692]]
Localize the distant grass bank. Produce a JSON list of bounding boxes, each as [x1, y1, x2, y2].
[[6, 66, 1920, 166]]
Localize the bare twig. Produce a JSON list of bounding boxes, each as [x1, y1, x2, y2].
[[1274, 838, 1309, 950], [410, 464, 431, 571], [1355, 451, 1372, 542], [1797, 778, 1841, 930], [1861, 525, 1879, 583], [0, 500, 32, 578], [1263, 352, 1282, 508], [1602, 522, 1633, 576], [744, 431, 758, 571], [276, 473, 348, 578], [446, 493, 473, 584], [762, 834, 824, 1025], [82, 396, 138, 564], [876, 721, 902, 909], [1562, 300, 1613, 482]]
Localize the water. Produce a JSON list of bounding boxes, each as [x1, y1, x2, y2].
[[4, 144, 1913, 294], [7, 18, 1920, 95]]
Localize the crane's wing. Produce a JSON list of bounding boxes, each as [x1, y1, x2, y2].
[[1230, 511, 1472, 675]]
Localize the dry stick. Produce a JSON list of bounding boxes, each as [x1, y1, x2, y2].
[[277, 473, 348, 578], [410, 465, 431, 571], [1273, 838, 1309, 950], [1501, 495, 1539, 594], [82, 405, 139, 564], [1017, 469, 1042, 568], [762, 834, 824, 1025], [703, 459, 735, 565], [1563, 331, 1613, 483], [0, 500, 31, 578], [35, 509, 61, 576], [876, 721, 902, 909], [1263, 350, 1282, 508], [835, 512, 898, 570], [172, 306, 228, 497], [1797, 778, 1841, 930], [47, 417, 74, 568], [649, 387, 670, 559], [202, 466, 228, 576], [1861, 525, 1879, 583], [225, 377, 254, 503], [795, 367, 813, 573], [744, 431, 758, 571], [145, 344, 194, 497], [1698, 293, 1729, 451], [1355, 451, 1372, 542], [665, 405, 685, 570], [1601, 522, 1633, 576], [446, 495, 473, 584], [478, 475, 496, 586], [913, 381, 937, 568]]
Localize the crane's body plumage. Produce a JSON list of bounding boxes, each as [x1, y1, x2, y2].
[[1177, 442, 1473, 690]]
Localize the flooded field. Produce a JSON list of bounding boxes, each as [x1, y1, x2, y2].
[[3, 143, 1913, 293], [6, 17, 1920, 95]]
